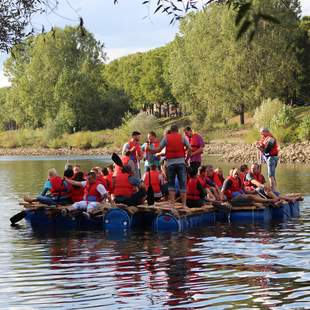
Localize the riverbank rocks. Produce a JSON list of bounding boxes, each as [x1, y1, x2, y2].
[[0, 142, 309, 164], [205, 142, 310, 164]]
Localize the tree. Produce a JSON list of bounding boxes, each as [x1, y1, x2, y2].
[[169, 0, 304, 125], [4, 26, 130, 132]]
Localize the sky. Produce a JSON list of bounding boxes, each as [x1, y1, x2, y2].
[[0, 0, 310, 87]]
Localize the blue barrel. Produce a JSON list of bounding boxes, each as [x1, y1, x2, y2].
[[271, 203, 291, 221], [153, 213, 184, 232], [25, 209, 54, 230], [54, 214, 77, 231], [289, 201, 300, 218], [104, 208, 131, 231], [131, 212, 157, 230], [187, 211, 216, 229], [229, 207, 272, 224]]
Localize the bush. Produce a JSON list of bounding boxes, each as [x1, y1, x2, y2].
[[270, 105, 296, 129], [298, 114, 310, 141], [253, 98, 284, 130], [245, 128, 260, 144], [271, 127, 298, 144], [67, 132, 92, 149]]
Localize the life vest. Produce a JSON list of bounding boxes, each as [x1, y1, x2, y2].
[[144, 170, 161, 193], [186, 177, 201, 201], [260, 135, 279, 157], [244, 172, 265, 190], [146, 139, 161, 162], [50, 176, 70, 198], [224, 176, 243, 200], [114, 155, 130, 176], [239, 172, 246, 183], [128, 139, 142, 162], [197, 175, 207, 188], [114, 172, 135, 197], [97, 175, 108, 189], [71, 186, 85, 202], [83, 180, 103, 202], [166, 133, 185, 159], [103, 174, 113, 193], [205, 175, 216, 187], [213, 172, 224, 188], [189, 133, 201, 153]]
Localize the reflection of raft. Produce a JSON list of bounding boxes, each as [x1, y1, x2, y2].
[[19, 200, 301, 232]]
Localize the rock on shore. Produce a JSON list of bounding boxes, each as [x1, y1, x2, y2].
[[205, 142, 310, 164]]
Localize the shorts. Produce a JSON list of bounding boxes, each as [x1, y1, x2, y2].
[[72, 201, 101, 212], [266, 156, 278, 178], [167, 163, 187, 193]]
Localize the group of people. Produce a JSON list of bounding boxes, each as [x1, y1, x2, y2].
[[26, 125, 290, 215]]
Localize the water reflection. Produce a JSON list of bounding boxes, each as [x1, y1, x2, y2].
[[0, 158, 309, 309]]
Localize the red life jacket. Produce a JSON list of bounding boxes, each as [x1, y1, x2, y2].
[[261, 135, 279, 156], [197, 175, 207, 188], [186, 177, 200, 201], [224, 176, 243, 200], [128, 139, 142, 162], [50, 176, 70, 198], [114, 155, 130, 176], [83, 180, 103, 202], [239, 172, 246, 183], [189, 133, 201, 153], [144, 170, 161, 193], [166, 133, 185, 159], [244, 172, 265, 190], [97, 175, 108, 189], [103, 174, 113, 193], [213, 172, 224, 188], [71, 186, 85, 202], [114, 172, 135, 197]]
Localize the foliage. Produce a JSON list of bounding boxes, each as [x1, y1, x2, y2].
[[271, 105, 297, 129], [168, 1, 303, 124], [253, 98, 286, 129], [297, 113, 310, 141], [3, 26, 130, 133]]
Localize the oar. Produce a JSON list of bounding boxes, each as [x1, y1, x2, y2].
[[112, 153, 124, 168], [146, 167, 155, 206], [10, 210, 27, 225]]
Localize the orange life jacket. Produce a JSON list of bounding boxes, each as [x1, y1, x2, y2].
[[224, 176, 243, 200], [144, 170, 161, 193], [71, 186, 85, 202], [84, 180, 103, 202], [244, 172, 265, 190], [197, 175, 207, 188], [50, 176, 70, 198], [128, 139, 142, 162], [114, 172, 135, 198], [261, 135, 279, 156], [103, 174, 113, 193], [114, 155, 130, 176], [189, 133, 201, 153], [166, 133, 185, 159], [186, 177, 201, 201], [213, 172, 224, 188]]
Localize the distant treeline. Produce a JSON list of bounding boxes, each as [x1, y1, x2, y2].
[[0, 0, 309, 136]]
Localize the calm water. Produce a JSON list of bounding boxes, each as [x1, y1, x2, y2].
[[0, 156, 309, 309]]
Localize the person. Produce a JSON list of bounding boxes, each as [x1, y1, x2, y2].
[[141, 131, 161, 169], [64, 171, 109, 214], [197, 166, 216, 201], [143, 164, 165, 200], [25, 168, 72, 205], [239, 164, 249, 184], [114, 150, 136, 177], [113, 165, 146, 206], [73, 165, 81, 175], [122, 131, 143, 179], [102, 167, 113, 193], [149, 124, 191, 208], [71, 171, 86, 203], [213, 167, 225, 188], [255, 128, 279, 191], [186, 167, 207, 208], [221, 168, 277, 206], [205, 165, 224, 200], [184, 127, 205, 174]]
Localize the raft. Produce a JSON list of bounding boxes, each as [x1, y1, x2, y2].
[[16, 199, 301, 232]]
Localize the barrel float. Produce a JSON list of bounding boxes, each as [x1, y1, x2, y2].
[[229, 207, 272, 224], [289, 201, 300, 218], [153, 213, 186, 232], [54, 213, 77, 231], [104, 208, 131, 231], [271, 203, 291, 221], [25, 209, 54, 230], [187, 211, 216, 228], [131, 211, 157, 230]]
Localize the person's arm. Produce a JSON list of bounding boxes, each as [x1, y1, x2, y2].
[[96, 184, 111, 202], [245, 173, 263, 188], [122, 143, 130, 156], [221, 179, 232, 193], [40, 180, 52, 196], [129, 176, 145, 190], [149, 137, 166, 154], [191, 136, 205, 156], [183, 137, 192, 157], [65, 178, 84, 187]]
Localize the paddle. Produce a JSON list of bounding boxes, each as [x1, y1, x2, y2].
[[10, 210, 27, 225], [112, 153, 124, 168], [146, 167, 155, 206]]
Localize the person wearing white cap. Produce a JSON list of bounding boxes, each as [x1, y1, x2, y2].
[[255, 128, 279, 192]]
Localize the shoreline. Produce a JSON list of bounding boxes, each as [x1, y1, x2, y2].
[[0, 142, 309, 164]]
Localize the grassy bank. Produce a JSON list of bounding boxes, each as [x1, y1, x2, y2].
[[0, 106, 309, 150]]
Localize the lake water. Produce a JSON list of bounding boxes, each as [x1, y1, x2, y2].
[[0, 156, 309, 309]]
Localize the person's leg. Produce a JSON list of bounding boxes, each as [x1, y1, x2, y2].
[[186, 199, 204, 208], [86, 202, 101, 214], [245, 194, 277, 203], [267, 157, 278, 192], [127, 188, 147, 206], [190, 162, 200, 175], [176, 164, 187, 208], [36, 195, 57, 205], [167, 164, 177, 206]]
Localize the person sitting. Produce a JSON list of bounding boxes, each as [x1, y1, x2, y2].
[[113, 165, 146, 206], [213, 167, 225, 188], [239, 164, 249, 183], [71, 171, 86, 203], [113, 150, 136, 177], [64, 171, 109, 214], [143, 164, 164, 200], [186, 167, 207, 208], [102, 167, 113, 193], [221, 168, 277, 206], [197, 166, 216, 201], [205, 165, 224, 200], [25, 168, 72, 205], [73, 165, 81, 176]]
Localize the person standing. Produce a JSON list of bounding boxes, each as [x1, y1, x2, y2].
[[141, 131, 161, 170], [122, 131, 143, 179], [255, 128, 279, 192], [184, 127, 205, 174], [150, 125, 191, 208]]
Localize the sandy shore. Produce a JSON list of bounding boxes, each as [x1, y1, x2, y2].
[[0, 142, 309, 164]]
